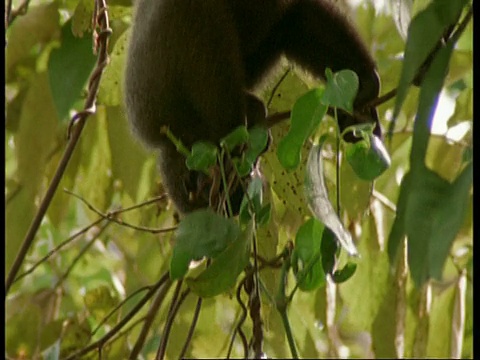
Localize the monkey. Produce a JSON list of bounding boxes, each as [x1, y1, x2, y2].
[[124, 0, 381, 214]]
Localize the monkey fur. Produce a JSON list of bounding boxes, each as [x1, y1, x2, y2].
[[124, 0, 380, 214]]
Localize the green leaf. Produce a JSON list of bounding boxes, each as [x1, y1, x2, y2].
[[426, 165, 472, 280], [390, 0, 413, 40], [7, 73, 58, 271], [339, 217, 390, 332], [77, 110, 113, 213], [345, 134, 391, 181], [292, 218, 326, 291], [410, 41, 455, 170], [331, 262, 357, 283], [71, 0, 94, 36], [304, 142, 359, 256], [393, 0, 468, 123], [6, 3, 60, 80], [83, 286, 118, 322], [339, 153, 372, 219], [321, 69, 359, 113], [426, 282, 457, 357], [387, 172, 410, 263], [234, 126, 269, 177], [97, 28, 129, 106], [239, 176, 267, 225], [170, 209, 240, 280], [185, 142, 218, 172], [220, 125, 249, 152], [48, 19, 96, 122], [277, 88, 327, 170], [256, 204, 272, 227], [186, 221, 252, 297], [391, 163, 472, 287], [5, 294, 42, 357], [447, 87, 473, 128], [371, 273, 400, 358], [106, 106, 151, 202], [247, 126, 269, 155], [388, 35, 472, 287], [241, 126, 269, 175], [320, 228, 338, 275]]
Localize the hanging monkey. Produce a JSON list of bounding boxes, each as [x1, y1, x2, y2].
[[124, 0, 380, 213]]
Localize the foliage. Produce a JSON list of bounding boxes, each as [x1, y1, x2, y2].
[[5, 0, 472, 359]]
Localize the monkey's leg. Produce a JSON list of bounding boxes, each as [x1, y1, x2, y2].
[[277, 0, 381, 137], [280, 0, 378, 100]]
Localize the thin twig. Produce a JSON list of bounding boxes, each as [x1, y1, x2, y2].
[[179, 296, 203, 359], [249, 233, 264, 358], [5, 0, 13, 28], [12, 217, 104, 284], [65, 190, 176, 234], [62, 272, 171, 360], [155, 280, 185, 360], [5, 0, 30, 28], [371, 189, 397, 213], [53, 222, 111, 288], [129, 279, 174, 359], [115, 195, 169, 213], [92, 285, 153, 335], [266, 68, 291, 107], [227, 277, 249, 359], [255, 253, 284, 269]]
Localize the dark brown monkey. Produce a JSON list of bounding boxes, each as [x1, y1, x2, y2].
[[124, 0, 380, 213]]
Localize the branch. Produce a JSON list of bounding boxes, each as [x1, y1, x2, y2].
[[178, 296, 203, 359], [227, 276, 249, 359], [12, 217, 104, 284], [5, 0, 113, 295], [129, 279, 174, 359], [53, 222, 111, 288], [65, 190, 176, 234], [62, 272, 171, 360], [155, 280, 185, 360], [5, 0, 30, 28]]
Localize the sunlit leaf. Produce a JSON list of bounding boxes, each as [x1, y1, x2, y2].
[[339, 217, 390, 332], [71, 0, 94, 36], [425, 282, 456, 357], [6, 3, 60, 79], [393, 0, 468, 124], [97, 29, 129, 106], [390, 0, 413, 40]]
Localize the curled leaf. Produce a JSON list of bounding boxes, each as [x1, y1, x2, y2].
[[304, 141, 358, 256]]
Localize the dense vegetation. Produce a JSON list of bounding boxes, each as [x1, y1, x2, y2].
[[5, 0, 472, 358]]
